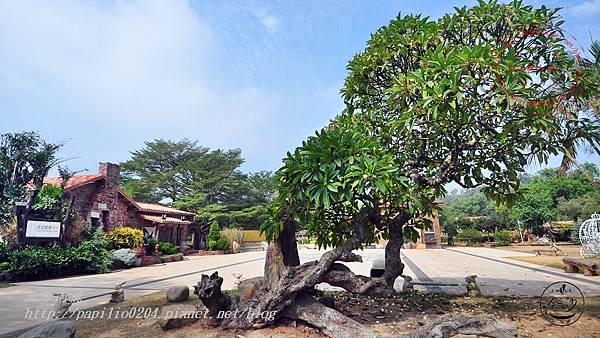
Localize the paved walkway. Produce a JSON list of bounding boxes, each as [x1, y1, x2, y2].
[[1, 247, 599, 335]]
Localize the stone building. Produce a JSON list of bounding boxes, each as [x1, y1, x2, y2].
[[41, 162, 195, 246], [376, 204, 443, 249]]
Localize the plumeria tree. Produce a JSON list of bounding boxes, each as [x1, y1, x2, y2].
[[198, 1, 600, 334]]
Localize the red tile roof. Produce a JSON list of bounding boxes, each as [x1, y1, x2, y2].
[[136, 202, 195, 216], [138, 214, 192, 225], [42, 173, 105, 191]]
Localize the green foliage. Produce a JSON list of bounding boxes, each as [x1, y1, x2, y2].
[[443, 164, 600, 237], [31, 184, 63, 220], [147, 239, 158, 250], [9, 227, 113, 280], [558, 192, 600, 223], [120, 139, 275, 231], [0, 239, 7, 262], [105, 227, 144, 249], [0, 132, 62, 225], [216, 238, 230, 251], [513, 166, 599, 234], [570, 222, 582, 245], [441, 189, 497, 223], [494, 229, 513, 246], [208, 240, 217, 250], [207, 222, 221, 244], [158, 242, 179, 255], [196, 204, 269, 230], [261, 1, 599, 253], [455, 228, 485, 244], [72, 227, 114, 273], [145, 239, 178, 255], [262, 125, 427, 249], [0, 262, 10, 270]]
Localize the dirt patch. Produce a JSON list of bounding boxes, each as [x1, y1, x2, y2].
[[70, 290, 600, 337]]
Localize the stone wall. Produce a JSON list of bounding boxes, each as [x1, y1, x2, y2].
[[67, 163, 135, 231]]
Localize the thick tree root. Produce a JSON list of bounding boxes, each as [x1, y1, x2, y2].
[[281, 293, 376, 338], [407, 313, 517, 338], [322, 263, 394, 297]]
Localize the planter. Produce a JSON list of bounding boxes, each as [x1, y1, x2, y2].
[[197, 250, 228, 256], [183, 249, 198, 256], [160, 253, 184, 263], [141, 255, 161, 266]]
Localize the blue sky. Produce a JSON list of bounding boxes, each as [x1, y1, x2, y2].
[[1, 0, 599, 176]]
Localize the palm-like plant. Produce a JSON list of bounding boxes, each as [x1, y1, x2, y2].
[[559, 40, 600, 172]]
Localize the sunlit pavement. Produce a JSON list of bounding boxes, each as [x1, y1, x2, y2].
[[1, 247, 599, 335]]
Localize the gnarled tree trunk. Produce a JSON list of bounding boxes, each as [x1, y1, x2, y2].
[[195, 207, 408, 337]]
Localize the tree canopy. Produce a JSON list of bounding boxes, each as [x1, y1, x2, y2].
[[262, 0, 600, 287], [441, 164, 600, 237], [0, 132, 62, 225], [121, 139, 275, 229]]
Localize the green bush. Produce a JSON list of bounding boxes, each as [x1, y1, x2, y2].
[[494, 229, 513, 246], [207, 222, 221, 243], [0, 240, 7, 262], [159, 242, 179, 255], [105, 227, 144, 249], [31, 184, 63, 220], [208, 240, 218, 250], [570, 222, 581, 244], [456, 228, 485, 243], [216, 238, 230, 251], [0, 262, 10, 270], [9, 228, 113, 281], [147, 239, 159, 251]]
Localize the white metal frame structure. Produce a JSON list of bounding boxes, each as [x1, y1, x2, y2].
[[579, 213, 600, 258]]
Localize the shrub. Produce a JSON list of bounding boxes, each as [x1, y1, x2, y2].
[[0, 262, 9, 270], [207, 222, 221, 243], [0, 240, 7, 262], [494, 229, 513, 246], [220, 228, 244, 246], [147, 239, 159, 251], [73, 228, 113, 274], [31, 184, 63, 220], [105, 227, 143, 249], [456, 228, 485, 243], [159, 242, 179, 255], [208, 240, 218, 250], [0, 217, 18, 250], [9, 227, 112, 280], [216, 238, 230, 251], [570, 222, 581, 244]]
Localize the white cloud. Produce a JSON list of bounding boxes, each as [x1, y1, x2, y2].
[[0, 0, 279, 162], [568, 0, 600, 17], [253, 8, 280, 34]]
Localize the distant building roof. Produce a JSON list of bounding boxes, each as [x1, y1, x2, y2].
[[138, 214, 192, 225], [135, 202, 195, 216]]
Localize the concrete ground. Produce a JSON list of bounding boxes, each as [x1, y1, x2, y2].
[[1, 247, 600, 336]]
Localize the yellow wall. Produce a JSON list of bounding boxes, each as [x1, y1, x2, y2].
[[242, 230, 266, 242]]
